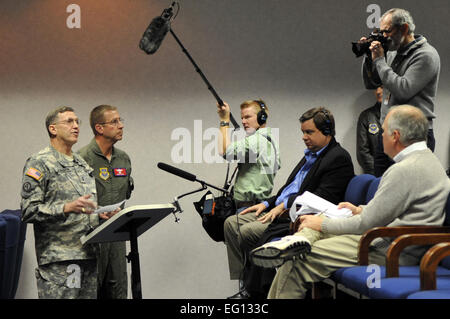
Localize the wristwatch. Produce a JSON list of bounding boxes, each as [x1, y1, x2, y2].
[[220, 121, 230, 127]]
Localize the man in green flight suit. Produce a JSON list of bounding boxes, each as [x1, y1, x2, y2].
[[78, 105, 134, 299]]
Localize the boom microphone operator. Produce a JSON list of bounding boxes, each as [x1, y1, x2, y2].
[[139, 2, 176, 55]]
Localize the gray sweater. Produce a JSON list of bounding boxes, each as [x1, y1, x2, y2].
[[363, 35, 441, 128], [322, 148, 450, 258]]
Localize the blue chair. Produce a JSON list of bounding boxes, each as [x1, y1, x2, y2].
[[344, 174, 376, 206], [313, 175, 377, 297], [4, 210, 27, 298], [0, 209, 25, 299], [0, 218, 8, 298], [407, 244, 450, 299], [335, 192, 450, 298], [330, 177, 381, 287], [0, 211, 20, 299], [365, 177, 381, 204], [407, 202, 450, 299], [366, 233, 450, 299]]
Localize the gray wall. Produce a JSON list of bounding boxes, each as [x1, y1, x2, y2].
[[1, 0, 448, 298]]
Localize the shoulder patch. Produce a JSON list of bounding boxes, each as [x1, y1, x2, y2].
[[26, 167, 44, 181], [99, 168, 110, 180], [368, 123, 380, 135], [22, 181, 35, 193]]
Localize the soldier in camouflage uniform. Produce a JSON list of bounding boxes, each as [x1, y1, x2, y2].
[[21, 106, 117, 299], [78, 105, 133, 299]]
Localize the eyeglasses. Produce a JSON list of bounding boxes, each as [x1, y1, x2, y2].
[[53, 118, 81, 127], [99, 118, 125, 126]]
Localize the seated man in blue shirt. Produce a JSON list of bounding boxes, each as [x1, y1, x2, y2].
[[227, 107, 355, 298]]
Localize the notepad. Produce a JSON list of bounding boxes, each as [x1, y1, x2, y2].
[[289, 191, 352, 222]]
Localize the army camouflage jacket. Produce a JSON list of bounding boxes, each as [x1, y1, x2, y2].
[[21, 145, 99, 266]]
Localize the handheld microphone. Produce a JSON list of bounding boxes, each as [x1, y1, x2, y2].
[[157, 162, 197, 182], [139, 3, 175, 55]]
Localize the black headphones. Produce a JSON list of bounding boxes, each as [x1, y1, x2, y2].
[[314, 109, 333, 136], [254, 100, 268, 126]]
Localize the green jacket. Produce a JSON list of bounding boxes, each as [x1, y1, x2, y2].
[[224, 127, 280, 202], [78, 139, 134, 207]]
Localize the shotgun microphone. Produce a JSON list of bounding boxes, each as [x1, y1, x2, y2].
[[157, 162, 197, 182]]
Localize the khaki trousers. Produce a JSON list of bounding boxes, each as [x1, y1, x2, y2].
[[267, 232, 389, 299], [223, 212, 270, 280]]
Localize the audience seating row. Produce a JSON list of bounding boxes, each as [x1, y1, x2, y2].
[[317, 174, 450, 299]]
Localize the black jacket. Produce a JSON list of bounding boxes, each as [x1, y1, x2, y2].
[[266, 137, 355, 209], [244, 138, 355, 297], [357, 102, 381, 175]]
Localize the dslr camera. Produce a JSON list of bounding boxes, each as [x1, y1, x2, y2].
[[352, 30, 388, 58]]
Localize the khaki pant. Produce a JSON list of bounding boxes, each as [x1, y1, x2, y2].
[[268, 233, 387, 299], [223, 211, 270, 280], [268, 213, 425, 298], [35, 260, 97, 299]]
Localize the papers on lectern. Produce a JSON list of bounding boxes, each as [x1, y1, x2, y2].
[[94, 200, 126, 214]]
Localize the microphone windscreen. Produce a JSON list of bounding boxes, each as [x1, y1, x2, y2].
[[157, 162, 197, 182], [139, 16, 171, 55]]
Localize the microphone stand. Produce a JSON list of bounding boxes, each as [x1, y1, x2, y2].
[[169, 29, 240, 129], [171, 177, 231, 222]]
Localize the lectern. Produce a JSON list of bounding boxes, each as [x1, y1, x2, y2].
[[81, 204, 175, 299]]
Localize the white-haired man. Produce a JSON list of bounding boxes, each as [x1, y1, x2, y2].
[[259, 105, 449, 299]]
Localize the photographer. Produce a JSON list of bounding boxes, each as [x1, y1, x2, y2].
[[360, 8, 440, 176]]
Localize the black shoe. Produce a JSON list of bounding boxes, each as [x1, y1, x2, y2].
[[227, 289, 250, 299]]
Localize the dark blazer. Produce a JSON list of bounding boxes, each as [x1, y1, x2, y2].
[[266, 138, 355, 209], [244, 138, 355, 298]]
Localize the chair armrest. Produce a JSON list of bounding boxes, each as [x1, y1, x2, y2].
[[420, 242, 450, 290], [386, 233, 450, 278], [358, 226, 450, 265]]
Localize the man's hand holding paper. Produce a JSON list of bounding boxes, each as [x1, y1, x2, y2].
[[289, 191, 353, 222]]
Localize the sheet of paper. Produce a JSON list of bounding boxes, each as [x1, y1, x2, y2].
[[289, 191, 352, 222], [94, 200, 126, 214]]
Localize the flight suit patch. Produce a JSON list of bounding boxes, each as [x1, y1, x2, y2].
[[113, 168, 127, 177], [99, 168, 110, 180]]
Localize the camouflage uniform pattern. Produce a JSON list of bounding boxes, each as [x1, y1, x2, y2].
[[21, 146, 99, 298], [35, 260, 97, 299], [78, 139, 133, 299]]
